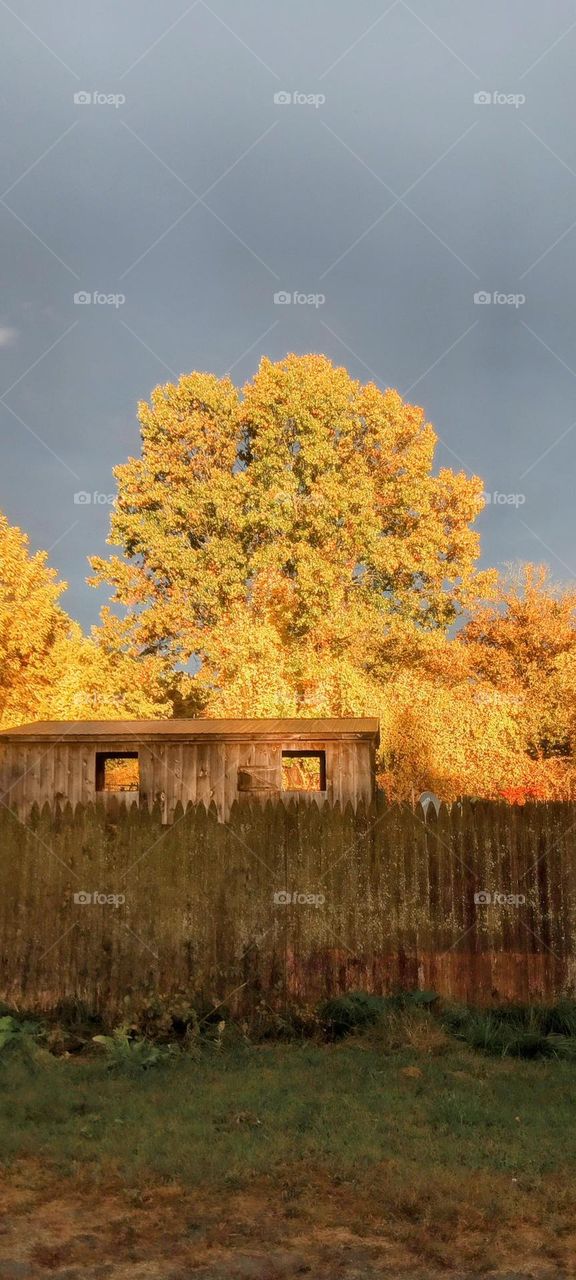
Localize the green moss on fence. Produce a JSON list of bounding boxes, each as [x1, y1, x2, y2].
[[0, 797, 575, 1015]]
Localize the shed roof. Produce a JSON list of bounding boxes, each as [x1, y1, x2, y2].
[[0, 717, 380, 745]]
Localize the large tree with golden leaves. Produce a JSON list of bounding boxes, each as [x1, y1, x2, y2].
[[91, 354, 493, 715]]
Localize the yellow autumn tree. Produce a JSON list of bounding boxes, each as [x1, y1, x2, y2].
[[377, 665, 528, 802], [0, 510, 170, 728], [42, 619, 173, 721], [91, 355, 494, 719], [370, 564, 576, 802], [0, 512, 69, 727], [458, 563, 576, 799]]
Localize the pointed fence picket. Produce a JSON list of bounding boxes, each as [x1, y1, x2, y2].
[[0, 797, 575, 1015]]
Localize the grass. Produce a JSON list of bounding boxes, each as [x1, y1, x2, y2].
[[441, 999, 576, 1059], [2, 1012, 576, 1272], [1, 1022, 576, 1185], [319, 990, 576, 1058]]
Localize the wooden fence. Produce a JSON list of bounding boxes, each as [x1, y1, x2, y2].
[[1, 796, 575, 1017]]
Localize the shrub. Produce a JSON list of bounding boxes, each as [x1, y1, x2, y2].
[[441, 1003, 576, 1059], [119, 991, 200, 1042], [0, 1014, 42, 1061], [92, 1028, 174, 1073], [318, 992, 390, 1037], [318, 990, 438, 1037]]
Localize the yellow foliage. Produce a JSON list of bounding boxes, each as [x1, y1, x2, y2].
[[4, 351, 576, 806], [0, 511, 170, 729], [91, 354, 493, 716]]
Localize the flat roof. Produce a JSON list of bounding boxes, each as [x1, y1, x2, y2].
[[0, 717, 380, 745]]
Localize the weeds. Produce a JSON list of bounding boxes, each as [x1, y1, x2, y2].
[[0, 1014, 42, 1063], [318, 992, 576, 1060], [319, 992, 390, 1036], [318, 989, 438, 1038], [92, 1028, 174, 1074], [440, 1000, 576, 1059], [5, 993, 576, 1062]]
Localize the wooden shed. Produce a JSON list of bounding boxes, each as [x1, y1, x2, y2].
[[0, 718, 380, 822]]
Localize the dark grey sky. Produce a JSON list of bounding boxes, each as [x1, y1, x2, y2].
[[2, 0, 576, 627]]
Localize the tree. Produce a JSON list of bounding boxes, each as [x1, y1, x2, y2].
[[0, 509, 170, 729], [0, 512, 69, 727], [378, 667, 528, 802], [458, 563, 576, 799], [41, 619, 173, 721], [91, 354, 494, 715], [461, 564, 576, 758]]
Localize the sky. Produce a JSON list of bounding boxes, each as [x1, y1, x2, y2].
[[1, 0, 576, 628]]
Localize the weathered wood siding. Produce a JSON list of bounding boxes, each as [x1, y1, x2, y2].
[[1, 741, 134, 815], [0, 736, 376, 821]]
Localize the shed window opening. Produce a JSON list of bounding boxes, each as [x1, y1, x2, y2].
[[281, 751, 326, 792], [95, 752, 139, 793]]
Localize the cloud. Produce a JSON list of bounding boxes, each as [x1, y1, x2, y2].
[[0, 327, 18, 348]]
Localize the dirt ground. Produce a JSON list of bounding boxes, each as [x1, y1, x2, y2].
[[0, 1164, 571, 1280]]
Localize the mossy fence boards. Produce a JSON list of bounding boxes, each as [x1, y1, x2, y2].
[[0, 797, 575, 1015]]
